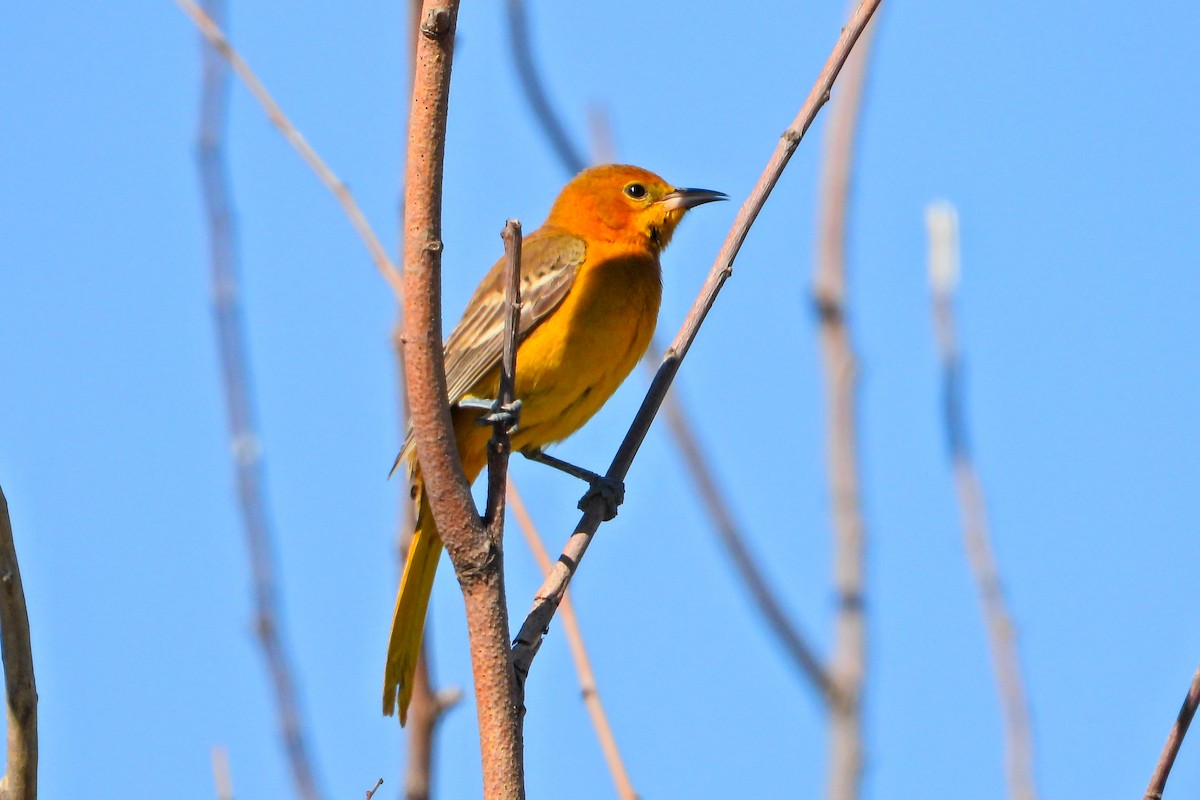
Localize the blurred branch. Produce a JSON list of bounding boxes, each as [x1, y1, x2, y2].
[[511, 0, 885, 687], [175, 0, 405, 301], [507, 485, 638, 800], [812, 11, 876, 799], [646, 353, 836, 704], [193, 3, 324, 798], [507, 2, 833, 707], [0, 486, 36, 800], [1145, 665, 1200, 800], [505, 0, 587, 175], [926, 203, 1039, 800], [211, 746, 233, 800], [402, 3, 525, 797]]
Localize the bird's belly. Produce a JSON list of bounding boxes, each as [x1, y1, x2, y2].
[[507, 259, 661, 449]]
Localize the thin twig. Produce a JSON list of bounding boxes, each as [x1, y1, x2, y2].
[[927, 203, 1039, 800], [1145, 666, 1200, 799], [175, 0, 405, 301], [647, 353, 835, 704], [211, 746, 234, 800], [484, 221, 523, 531], [813, 11, 876, 799], [0, 486, 36, 800], [194, 3, 323, 798], [365, 777, 384, 800], [402, 3, 525, 797], [507, 485, 638, 800], [507, 3, 833, 707], [504, 0, 586, 175], [510, 0, 884, 691]]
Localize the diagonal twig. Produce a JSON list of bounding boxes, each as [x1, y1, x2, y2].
[[813, 11, 877, 799], [927, 202, 1039, 800], [0, 485, 37, 800], [504, 0, 841, 707], [507, 484, 638, 800], [510, 0, 885, 689], [1145, 665, 1200, 800], [175, 0, 404, 301], [194, 3, 324, 798]]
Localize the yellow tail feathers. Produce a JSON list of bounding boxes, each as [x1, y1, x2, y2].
[[383, 490, 443, 725]]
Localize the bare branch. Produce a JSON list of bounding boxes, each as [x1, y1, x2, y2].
[[175, 0, 404, 300], [507, 485, 638, 800], [812, 10, 877, 799], [927, 203, 1040, 800], [211, 746, 233, 800], [364, 778, 384, 800], [504, 0, 587, 175], [647, 353, 835, 703], [403, 3, 524, 796], [484, 221, 523, 531], [0, 486, 36, 800], [1145, 666, 1200, 799], [193, 3, 323, 797], [510, 0, 885, 688]]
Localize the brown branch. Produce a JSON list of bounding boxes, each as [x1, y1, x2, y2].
[[647, 352, 836, 704], [507, 485, 638, 800], [175, 0, 405, 302], [0, 486, 36, 800], [812, 11, 876, 799], [927, 203, 1040, 800], [484, 221, 523, 530], [403, 3, 524, 798], [1145, 666, 1200, 799], [194, 3, 324, 798], [364, 778, 384, 800], [511, 0, 885, 688], [211, 746, 233, 800], [504, 0, 587, 175]]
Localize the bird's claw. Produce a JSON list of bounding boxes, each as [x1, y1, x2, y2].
[[578, 475, 625, 521], [464, 397, 522, 433]]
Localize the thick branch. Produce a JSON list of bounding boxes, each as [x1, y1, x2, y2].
[[510, 0, 885, 688], [927, 203, 1039, 800], [0, 486, 36, 800], [813, 11, 876, 800], [507, 485, 638, 800], [1145, 666, 1200, 799], [194, 3, 323, 797], [402, 3, 524, 797]]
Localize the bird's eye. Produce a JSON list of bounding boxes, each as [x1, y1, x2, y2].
[[623, 182, 647, 200]]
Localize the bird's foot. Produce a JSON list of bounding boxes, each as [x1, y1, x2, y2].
[[462, 397, 523, 434], [521, 448, 625, 521]]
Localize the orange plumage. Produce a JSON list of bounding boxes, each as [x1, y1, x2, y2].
[[384, 164, 724, 723]]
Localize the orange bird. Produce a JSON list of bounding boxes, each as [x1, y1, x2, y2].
[[384, 164, 724, 723]]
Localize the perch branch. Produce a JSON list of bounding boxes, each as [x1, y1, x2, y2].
[[194, 2, 323, 797], [813, 11, 876, 799], [0, 486, 36, 800], [402, 3, 524, 797], [510, 0, 885, 687], [927, 202, 1039, 800], [507, 485, 638, 800], [1145, 665, 1200, 800]]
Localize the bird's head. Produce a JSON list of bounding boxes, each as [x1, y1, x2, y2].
[[545, 164, 726, 255]]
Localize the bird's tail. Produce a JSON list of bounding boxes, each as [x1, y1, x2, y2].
[[383, 481, 442, 725]]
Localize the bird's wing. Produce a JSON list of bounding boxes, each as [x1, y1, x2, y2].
[[394, 229, 586, 473], [442, 229, 586, 404]]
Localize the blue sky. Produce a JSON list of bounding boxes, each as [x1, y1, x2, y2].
[[2, 1, 1198, 797]]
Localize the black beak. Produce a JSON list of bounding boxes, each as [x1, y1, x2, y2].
[[659, 187, 728, 212]]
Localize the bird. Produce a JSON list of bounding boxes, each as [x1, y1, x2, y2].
[[384, 164, 725, 723]]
